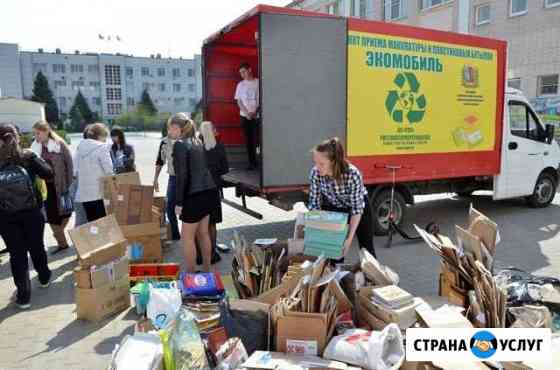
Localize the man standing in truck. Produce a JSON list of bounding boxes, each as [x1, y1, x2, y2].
[[235, 62, 259, 170]]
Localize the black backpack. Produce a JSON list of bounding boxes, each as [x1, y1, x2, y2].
[[0, 163, 38, 213]]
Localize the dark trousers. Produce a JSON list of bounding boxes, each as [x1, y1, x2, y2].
[[241, 116, 258, 168], [82, 199, 107, 222], [166, 176, 181, 240], [0, 208, 51, 303], [322, 196, 376, 258]]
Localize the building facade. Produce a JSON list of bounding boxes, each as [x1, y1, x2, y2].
[[0, 42, 202, 122], [287, 0, 560, 109]]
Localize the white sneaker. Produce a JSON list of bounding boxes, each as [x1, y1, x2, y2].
[[16, 301, 31, 310]]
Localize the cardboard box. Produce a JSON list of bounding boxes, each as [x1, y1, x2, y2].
[[358, 287, 421, 329], [276, 311, 335, 356], [75, 274, 130, 322], [73, 257, 129, 289], [68, 215, 127, 268], [439, 263, 469, 307], [122, 222, 162, 263], [102, 172, 141, 200], [356, 292, 389, 330], [243, 351, 353, 370], [110, 184, 154, 225]]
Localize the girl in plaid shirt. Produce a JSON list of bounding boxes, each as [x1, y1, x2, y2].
[[308, 137, 376, 258]]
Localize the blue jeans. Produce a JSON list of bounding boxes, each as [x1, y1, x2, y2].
[[166, 176, 181, 240]]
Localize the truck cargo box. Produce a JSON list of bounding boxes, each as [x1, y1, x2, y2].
[[203, 5, 507, 193]]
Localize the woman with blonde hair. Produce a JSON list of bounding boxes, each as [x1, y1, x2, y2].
[[75, 123, 114, 222], [32, 121, 74, 254], [198, 121, 229, 263], [172, 114, 220, 272]]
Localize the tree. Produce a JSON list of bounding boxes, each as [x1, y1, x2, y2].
[[31, 71, 59, 125], [139, 89, 157, 115], [68, 91, 96, 131], [69, 104, 84, 132]]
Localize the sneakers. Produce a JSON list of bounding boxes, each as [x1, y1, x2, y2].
[[39, 271, 52, 289], [16, 300, 31, 310], [216, 243, 231, 253]]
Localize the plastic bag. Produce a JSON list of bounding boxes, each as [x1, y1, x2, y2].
[[109, 333, 163, 370], [147, 283, 182, 329], [168, 308, 210, 370], [495, 268, 560, 306], [323, 324, 404, 370], [509, 305, 552, 329], [219, 299, 269, 355], [215, 338, 249, 370]]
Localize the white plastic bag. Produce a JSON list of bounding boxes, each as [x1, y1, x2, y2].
[[147, 284, 182, 329], [323, 324, 404, 370]]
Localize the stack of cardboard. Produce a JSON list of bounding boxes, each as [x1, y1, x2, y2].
[[415, 206, 498, 308], [272, 256, 353, 356], [103, 176, 163, 264], [469, 260, 507, 328], [69, 215, 130, 321], [303, 211, 348, 259], [101, 172, 141, 200]]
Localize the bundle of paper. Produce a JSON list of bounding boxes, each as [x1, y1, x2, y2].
[[359, 249, 399, 286], [231, 232, 286, 299], [304, 211, 349, 259], [372, 285, 414, 309], [468, 260, 507, 328]]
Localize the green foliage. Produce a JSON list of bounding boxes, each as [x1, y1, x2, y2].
[[31, 71, 59, 126], [114, 106, 170, 132], [139, 89, 158, 115], [68, 91, 97, 132]]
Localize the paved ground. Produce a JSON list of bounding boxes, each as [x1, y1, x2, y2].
[[1, 133, 559, 369]]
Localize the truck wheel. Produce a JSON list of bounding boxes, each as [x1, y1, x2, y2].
[[527, 173, 557, 208], [372, 190, 406, 236]]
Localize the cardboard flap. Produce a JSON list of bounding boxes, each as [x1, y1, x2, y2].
[[121, 222, 161, 238], [101, 172, 141, 199], [69, 215, 126, 260]]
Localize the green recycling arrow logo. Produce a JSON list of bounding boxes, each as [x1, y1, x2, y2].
[[385, 72, 427, 125]]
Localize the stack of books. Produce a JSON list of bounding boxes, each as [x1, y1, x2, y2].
[[371, 285, 414, 309], [303, 211, 348, 259]]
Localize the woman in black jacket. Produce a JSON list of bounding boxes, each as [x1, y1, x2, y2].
[[172, 115, 220, 273], [110, 126, 136, 174], [0, 123, 54, 309], [199, 121, 229, 263]]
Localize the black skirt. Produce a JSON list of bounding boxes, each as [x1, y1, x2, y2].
[[180, 189, 220, 224]]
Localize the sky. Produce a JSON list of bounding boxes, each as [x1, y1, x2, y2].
[[0, 0, 288, 58]]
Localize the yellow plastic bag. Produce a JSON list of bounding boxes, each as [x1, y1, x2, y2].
[[35, 178, 48, 202]]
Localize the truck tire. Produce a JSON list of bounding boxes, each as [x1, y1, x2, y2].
[[527, 173, 557, 208], [371, 189, 406, 236]]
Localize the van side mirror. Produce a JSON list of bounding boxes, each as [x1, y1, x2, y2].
[[545, 124, 555, 144]]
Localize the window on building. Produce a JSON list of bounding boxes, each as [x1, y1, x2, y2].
[[106, 87, 122, 100], [54, 80, 67, 88], [508, 78, 522, 90], [142, 82, 151, 91], [88, 65, 99, 73], [420, 0, 453, 10], [174, 97, 185, 105], [89, 81, 100, 88], [188, 84, 195, 92], [127, 97, 135, 106], [159, 83, 166, 92], [384, 0, 407, 21], [58, 97, 67, 109], [359, 0, 367, 17], [172, 68, 181, 78], [509, 101, 545, 142], [107, 103, 122, 115], [510, 0, 528, 16], [537, 74, 559, 95], [71, 80, 85, 89], [33, 63, 47, 73], [475, 4, 491, 25], [545, 0, 560, 8], [187, 68, 194, 77], [52, 64, 66, 73], [92, 97, 101, 106], [126, 67, 134, 78], [173, 83, 181, 92], [326, 0, 341, 15], [157, 67, 166, 77], [189, 98, 197, 107], [70, 64, 84, 73], [104, 65, 121, 85]]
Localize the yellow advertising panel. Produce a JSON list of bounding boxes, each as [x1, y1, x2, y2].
[[347, 31, 498, 156]]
